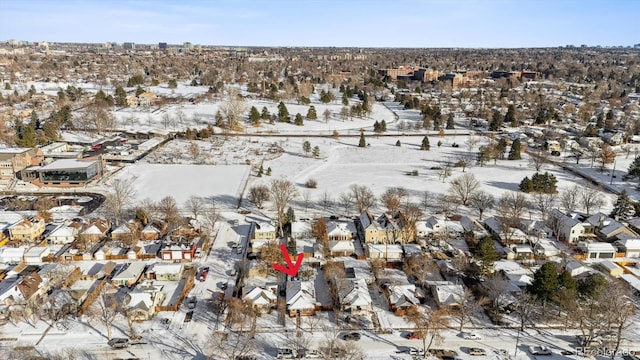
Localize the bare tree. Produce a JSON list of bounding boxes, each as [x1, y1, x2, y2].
[[350, 184, 375, 213], [270, 178, 298, 236], [156, 196, 181, 231], [453, 289, 487, 332], [302, 190, 311, 211], [579, 186, 605, 216], [339, 192, 353, 214], [599, 144, 616, 171], [449, 173, 480, 206], [420, 190, 433, 211], [402, 254, 437, 287], [607, 281, 637, 354], [184, 195, 205, 220], [323, 109, 331, 123], [469, 191, 495, 220], [88, 284, 120, 340], [104, 177, 137, 225], [455, 153, 475, 172], [247, 185, 270, 209], [513, 292, 537, 332], [528, 150, 549, 172], [380, 187, 407, 212], [220, 87, 247, 130], [401, 203, 424, 242], [404, 306, 450, 353], [465, 136, 481, 153], [188, 141, 200, 160], [437, 162, 453, 183], [560, 185, 580, 213], [532, 192, 557, 220], [439, 194, 459, 217], [320, 191, 333, 212]]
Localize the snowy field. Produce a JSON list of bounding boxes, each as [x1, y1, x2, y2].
[[108, 163, 250, 208]]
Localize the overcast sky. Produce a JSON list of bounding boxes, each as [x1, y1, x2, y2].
[[1, 0, 638, 48]]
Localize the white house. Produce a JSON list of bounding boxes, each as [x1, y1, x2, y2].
[[0, 247, 25, 264], [388, 284, 419, 312], [328, 241, 355, 257], [46, 224, 78, 245], [534, 241, 561, 257], [614, 239, 640, 258], [565, 260, 590, 277], [242, 285, 277, 313], [338, 278, 372, 314], [290, 221, 311, 240], [285, 280, 316, 316], [430, 282, 464, 308], [112, 262, 147, 287], [327, 221, 356, 241], [24, 246, 50, 264], [550, 209, 585, 243], [579, 242, 616, 260], [366, 244, 403, 261]]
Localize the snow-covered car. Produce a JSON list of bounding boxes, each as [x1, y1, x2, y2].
[[341, 332, 361, 341], [529, 346, 552, 355], [108, 338, 129, 349], [303, 349, 321, 359], [461, 332, 482, 340], [468, 348, 487, 356], [409, 348, 425, 356]]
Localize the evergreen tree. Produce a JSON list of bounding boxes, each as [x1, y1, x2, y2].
[[342, 92, 349, 106], [257, 164, 264, 177], [420, 136, 430, 150], [610, 190, 635, 220], [312, 146, 320, 158], [249, 106, 261, 125], [16, 122, 37, 147], [474, 236, 497, 275], [380, 120, 387, 132], [285, 207, 296, 225], [114, 86, 128, 107], [446, 114, 455, 129], [135, 86, 145, 96], [437, 140, 442, 147], [558, 270, 577, 291], [489, 110, 502, 131], [373, 120, 381, 133], [266, 167, 272, 176], [261, 106, 270, 120], [528, 262, 559, 304], [358, 130, 366, 148], [302, 141, 311, 156], [278, 101, 290, 122], [519, 176, 533, 192], [504, 104, 517, 126], [306, 105, 317, 120], [294, 113, 304, 126], [627, 155, 640, 184], [396, 140, 401, 147], [508, 139, 522, 160], [433, 116, 440, 131]]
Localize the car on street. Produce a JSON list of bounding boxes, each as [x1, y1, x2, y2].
[[409, 348, 425, 356], [494, 349, 509, 356], [404, 331, 422, 339], [341, 332, 361, 341], [461, 332, 482, 340], [303, 349, 321, 358], [529, 346, 552, 355], [184, 311, 194, 322], [276, 348, 297, 359], [468, 348, 487, 356], [187, 297, 197, 309], [108, 338, 130, 349]]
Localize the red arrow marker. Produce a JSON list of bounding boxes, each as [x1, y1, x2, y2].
[[273, 244, 304, 277]]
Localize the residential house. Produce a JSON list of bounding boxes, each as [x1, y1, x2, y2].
[[111, 222, 139, 243], [125, 281, 165, 321], [585, 213, 638, 241], [80, 218, 110, 242], [614, 238, 640, 258], [429, 282, 464, 308], [285, 280, 316, 317], [565, 260, 591, 277], [533, 241, 561, 257], [328, 241, 355, 257], [17, 272, 44, 302], [112, 262, 146, 287], [459, 216, 488, 239], [508, 245, 534, 261], [327, 221, 356, 241], [250, 221, 276, 241], [338, 278, 372, 315], [366, 244, 403, 261], [141, 224, 161, 241], [9, 216, 46, 242], [160, 239, 197, 261], [0, 246, 25, 263], [388, 284, 420, 314], [597, 260, 624, 278], [578, 242, 616, 260], [484, 217, 528, 245], [357, 210, 409, 244], [242, 285, 277, 313], [46, 223, 78, 245], [23, 246, 50, 264], [147, 262, 183, 281], [550, 209, 585, 243]]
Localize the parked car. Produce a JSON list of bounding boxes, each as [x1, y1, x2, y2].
[[303, 349, 321, 358], [468, 348, 487, 356], [187, 297, 197, 309], [341, 332, 361, 341], [409, 348, 425, 356], [108, 338, 129, 349], [276, 348, 297, 359], [404, 331, 422, 339], [529, 346, 552, 355], [235, 356, 257, 360], [494, 349, 509, 356], [461, 332, 482, 340], [184, 311, 193, 322]]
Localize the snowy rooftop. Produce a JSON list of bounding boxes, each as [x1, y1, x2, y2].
[[38, 158, 97, 171]]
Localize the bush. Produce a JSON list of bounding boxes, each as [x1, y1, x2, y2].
[[305, 179, 317, 188]]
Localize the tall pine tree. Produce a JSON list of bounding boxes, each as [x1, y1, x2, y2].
[[610, 190, 634, 220], [420, 136, 430, 150], [358, 130, 366, 148], [508, 139, 522, 160]]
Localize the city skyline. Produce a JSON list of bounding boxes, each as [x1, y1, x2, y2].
[[1, 0, 639, 48]]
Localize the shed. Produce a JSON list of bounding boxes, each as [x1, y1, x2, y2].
[[597, 260, 624, 278]]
